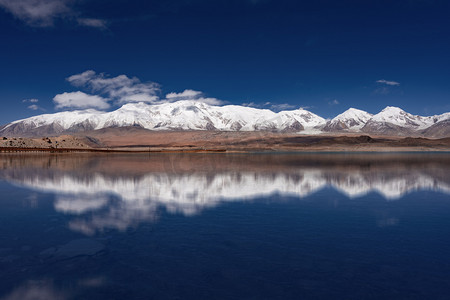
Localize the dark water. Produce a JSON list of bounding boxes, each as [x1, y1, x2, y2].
[[0, 153, 449, 299]]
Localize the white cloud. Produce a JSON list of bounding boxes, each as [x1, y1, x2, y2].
[[376, 79, 400, 86], [374, 79, 401, 95], [269, 103, 296, 111], [66, 70, 161, 105], [22, 98, 39, 103], [194, 97, 224, 105], [166, 89, 203, 100], [0, 0, 71, 27], [241, 101, 297, 111], [53, 91, 109, 110], [328, 99, 339, 105], [0, 0, 106, 29], [164, 89, 224, 105], [374, 86, 390, 95], [23, 99, 45, 110], [120, 93, 159, 103], [241, 102, 257, 107], [60, 70, 225, 109], [77, 18, 107, 30], [66, 70, 95, 86]]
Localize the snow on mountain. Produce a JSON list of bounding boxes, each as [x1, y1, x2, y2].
[[362, 106, 450, 135], [323, 108, 373, 132], [422, 119, 450, 138], [1, 102, 449, 137], [368, 106, 433, 129], [0, 100, 326, 136]]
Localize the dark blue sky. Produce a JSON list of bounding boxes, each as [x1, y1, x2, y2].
[[0, 0, 449, 123]]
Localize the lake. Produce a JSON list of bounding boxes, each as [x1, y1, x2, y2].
[[0, 152, 449, 299]]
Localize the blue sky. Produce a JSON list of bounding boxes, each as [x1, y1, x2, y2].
[[0, 0, 449, 123]]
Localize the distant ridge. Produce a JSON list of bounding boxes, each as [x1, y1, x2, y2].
[[0, 100, 449, 137]]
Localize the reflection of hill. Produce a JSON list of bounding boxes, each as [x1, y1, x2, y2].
[[0, 153, 449, 235]]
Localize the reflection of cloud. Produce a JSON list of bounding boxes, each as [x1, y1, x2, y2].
[[1, 276, 107, 300], [377, 218, 399, 228], [67, 199, 159, 236], [1, 280, 67, 300], [54, 195, 109, 215], [78, 277, 106, 288]]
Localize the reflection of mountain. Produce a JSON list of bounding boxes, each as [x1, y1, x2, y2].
[[1, 153, 449, 235]]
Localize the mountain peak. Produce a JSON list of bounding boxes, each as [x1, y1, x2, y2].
[[362, 106, 449, 134], [339, 107, 372, 116], [380, 106, 405, 114], [323, 107, 372, 132], [346, 107, 366, 113]]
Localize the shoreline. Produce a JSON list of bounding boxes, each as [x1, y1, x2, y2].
[[1, 146, 450, 153], [2, 132, 450, 153]]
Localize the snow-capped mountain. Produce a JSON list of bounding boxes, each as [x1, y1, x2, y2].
[[0, 100, 326, 136], [361, 106, 450, 136], [323, 108, 373, 132], [422, 119, 450, 138], [0, 101, 449, 137]]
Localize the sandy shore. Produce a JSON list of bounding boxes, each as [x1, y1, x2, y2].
[[1, 130, 450, 152]]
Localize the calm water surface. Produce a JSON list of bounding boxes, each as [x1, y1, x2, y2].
[[0, 153, 449, 299]]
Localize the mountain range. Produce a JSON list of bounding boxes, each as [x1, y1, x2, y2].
[[1, 100, 449, 137]]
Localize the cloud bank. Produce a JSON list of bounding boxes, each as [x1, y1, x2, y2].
[[56, 70, 225, 110], [67, 70, 160, 105]]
